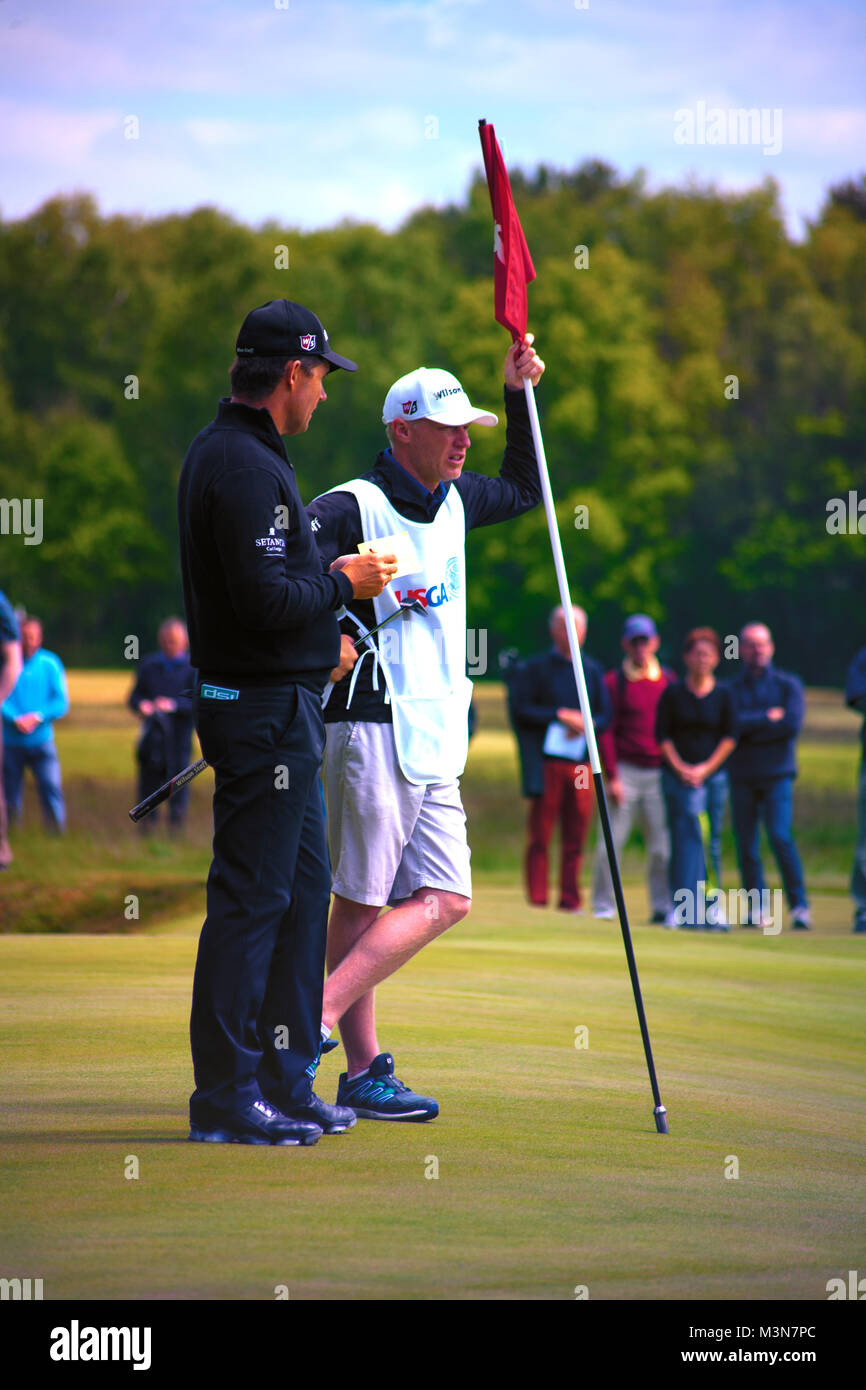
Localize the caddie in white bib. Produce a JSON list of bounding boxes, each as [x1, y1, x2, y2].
[[326, 477, 472, 785], [310, 343, 545, 1124]]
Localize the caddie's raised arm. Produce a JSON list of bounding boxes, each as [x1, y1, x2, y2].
[[504, 332, 545, 390]]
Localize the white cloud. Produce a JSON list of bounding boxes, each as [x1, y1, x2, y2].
[[0, 99, 120, 167], [0, 0, 862, 236], [185, 119, 262, 150]]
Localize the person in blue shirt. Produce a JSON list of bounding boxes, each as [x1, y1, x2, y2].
[[726, 622, 810, 929], [128, 618, 196, 833], [0, 590, 23, 868], [2, 616, 68, 833], [845, 645, 866, 934]]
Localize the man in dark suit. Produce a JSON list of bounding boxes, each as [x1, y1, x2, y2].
[[845, 645, 866, 934], [727, 623, 810, 930], [128, 618, 196, 833], [510, 605, 611, 912]]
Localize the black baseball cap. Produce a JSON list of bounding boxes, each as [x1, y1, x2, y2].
[[235, 299, 358, 372]]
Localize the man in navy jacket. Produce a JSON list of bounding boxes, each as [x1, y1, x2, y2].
[[128, 618, 195, 832], [727, 623, 810, 929], [511, 605, 611, 910], [845, 645, 866, 933]]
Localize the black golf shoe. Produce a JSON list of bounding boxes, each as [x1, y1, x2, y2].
[[282, 1093, 357, 1135], [189, 1098, 322, 1146]]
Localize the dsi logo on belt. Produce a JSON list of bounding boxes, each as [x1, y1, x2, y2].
[[200, 684, 239, 701]]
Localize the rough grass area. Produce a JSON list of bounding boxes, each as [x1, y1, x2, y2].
[[0, 673, 860, 931]]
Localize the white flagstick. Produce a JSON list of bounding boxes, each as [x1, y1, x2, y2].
[[522, 378, 602, 774], [522, 376, 669, 1134]]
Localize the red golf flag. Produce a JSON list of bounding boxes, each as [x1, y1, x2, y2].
[[478, 119, 536, 342]]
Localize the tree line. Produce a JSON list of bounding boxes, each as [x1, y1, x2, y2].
[[0, 164, 863, 681]]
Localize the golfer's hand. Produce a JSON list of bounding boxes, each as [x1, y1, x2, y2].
[[329, 635, 358, 684], [557, 707, 584, 734], [608, 776, 625, 806], [767, 706, 785, 722], [154, 697, 176, 713], [333, 551, 399, 599], [138, 700, 154, 717], [681, 764, 704, 787], [14, 713, 40, 734], [505, 332, 544, 390]]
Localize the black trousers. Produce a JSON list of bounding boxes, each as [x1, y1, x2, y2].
[[189, 682, 331, 1120], [136, 717, 194, 826]]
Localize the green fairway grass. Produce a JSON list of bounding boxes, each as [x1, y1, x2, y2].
[[0, 674, 863, 1299], [1, 898, 864, 1300]]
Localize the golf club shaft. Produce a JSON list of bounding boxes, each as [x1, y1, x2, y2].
[[128, 756, 209, 822], [129, 611, 409, 820], [354, 606, 406, 646]]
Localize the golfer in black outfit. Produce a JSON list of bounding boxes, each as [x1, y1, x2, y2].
[[178, 300, 396, 1145]]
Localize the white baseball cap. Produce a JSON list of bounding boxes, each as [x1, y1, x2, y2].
[[382, 368, 498, 428]]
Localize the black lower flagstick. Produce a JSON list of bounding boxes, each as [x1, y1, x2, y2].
[[594, 766, 669, 1133]]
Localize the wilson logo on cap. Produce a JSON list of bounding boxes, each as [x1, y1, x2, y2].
[[300, 334, 316, 350], [402, 400, 418, 416]]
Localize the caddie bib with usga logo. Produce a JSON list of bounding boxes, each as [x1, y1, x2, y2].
[[327, 477, 472, 785]]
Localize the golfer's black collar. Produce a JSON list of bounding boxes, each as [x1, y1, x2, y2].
[[216, 398, 286, 456]]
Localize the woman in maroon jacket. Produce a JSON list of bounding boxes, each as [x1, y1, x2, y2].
[[593, 614, 677, 923]]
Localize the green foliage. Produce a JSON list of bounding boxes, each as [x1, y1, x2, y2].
[[0, 165, 863, 678]]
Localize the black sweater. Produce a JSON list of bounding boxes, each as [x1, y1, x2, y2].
[[177, 399, 354, 690], [655, 682, 738, 769]]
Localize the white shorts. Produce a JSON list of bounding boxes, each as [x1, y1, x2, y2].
[[321, 721, 472, 908]]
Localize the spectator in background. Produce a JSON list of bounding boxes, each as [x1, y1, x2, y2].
[[727, 623, 810, 930], [655, 628, 737, 928], [1, 616, 69, 833], [129, 618, 196, 833], [593, 614, 676, 924], [844, 645, 866, 934], [511, 604, 611, 912], [702, 737, 729, 892], [0, 590, 23, 869]]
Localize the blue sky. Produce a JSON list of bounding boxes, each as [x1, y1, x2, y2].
[[1, 0, 863, 236]]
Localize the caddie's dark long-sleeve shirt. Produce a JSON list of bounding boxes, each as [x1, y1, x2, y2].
[[307, 386, 540, 722], [178, 399, 354, 690]]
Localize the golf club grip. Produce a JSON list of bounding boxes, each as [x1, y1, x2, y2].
[[128, 757, 209, 822]]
